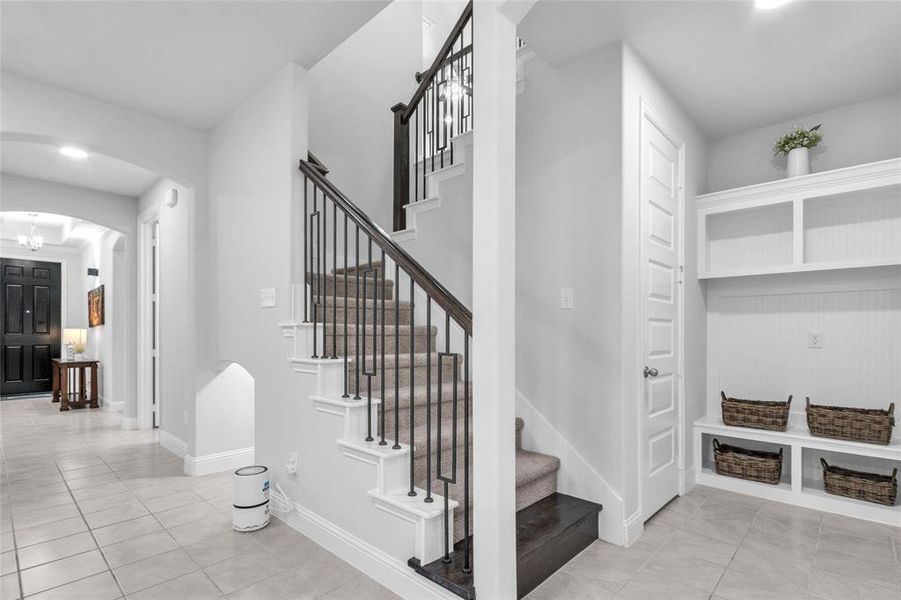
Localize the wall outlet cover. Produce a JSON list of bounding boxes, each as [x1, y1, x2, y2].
[[560, 288, 575, 310], [808, 331, 823, 349], [260, 287, 277, 308]]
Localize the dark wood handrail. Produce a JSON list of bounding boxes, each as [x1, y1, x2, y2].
[[401, 0, 472, 123], [415, 44, 472, 84], [299, 159, 472, 334], [307, 151, 329, 176]]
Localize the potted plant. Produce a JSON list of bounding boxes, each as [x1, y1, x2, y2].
[[774, 124, 823, 178]]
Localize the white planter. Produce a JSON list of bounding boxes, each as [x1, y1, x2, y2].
[[786, 147, 810, 178]]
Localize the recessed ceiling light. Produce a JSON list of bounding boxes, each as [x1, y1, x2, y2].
[[755, 0, 792, 9], [59, 146, 89, 159]]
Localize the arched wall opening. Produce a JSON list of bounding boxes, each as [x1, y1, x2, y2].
[[0, 210, 129, 414], [192, 360, 255, 475]]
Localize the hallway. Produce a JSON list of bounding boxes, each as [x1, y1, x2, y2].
[[0, 397, 398, 599]]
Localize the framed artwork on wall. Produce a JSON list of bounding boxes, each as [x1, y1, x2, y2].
[[88, 285, 105, 327]]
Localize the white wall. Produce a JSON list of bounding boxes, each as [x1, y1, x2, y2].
[[707, 94, 901, 192], [308, 1, 421, 229], [422, 0, 469, 70], [0, 240, 84, 329], [621, 46, 708, 522], [208, 64, 308, 468], [516, 43, 625, 498]]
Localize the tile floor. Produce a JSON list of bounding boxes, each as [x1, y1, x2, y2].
[[0, 397, 400, 599], [526, 484, 901, 600]]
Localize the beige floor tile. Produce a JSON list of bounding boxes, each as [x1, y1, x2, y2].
[[203, 547, 293, 595], [14, 516, 87, 549], [128, 570, 221, 600], [554, 542, 650, 594], [319, 574, 402, 600], [76, 491, 139, 515], [19, 549, 108, 596], [820, 513, 896, 542], [637, 551, 726, 592], [524, 569, 617, 600], [714, 566, 806, 600], [167, 514, 231, 546], [141, 490, 206, 514], [617, 571, 710, 600], [61, 464, 111, 481], [817, 527, 897, 567], [101, 530, 179, 569], [739, 525, 816, 566], [728, 545, 811, 581], [114, 547, 199, 594], [183, 530, 267, 568], [8, 492, 74, 516], [0, 550, 16, 576], [56, 457, 106, 472], [225, 569, 314, 600], [26, 571, 122, 600], [154, 501, 219, 529], [0, 533, 14, 554], [16, 531, 96, 570], [660, 528, 738, 566], [813, 547, 901, 590], [92, 515, 164, 547], [84, 500, 150, 530], [1, 571, 21, 600], [71, 480, 130, 502], [807, 568, 901, 600], [10, 503, 80, 532]]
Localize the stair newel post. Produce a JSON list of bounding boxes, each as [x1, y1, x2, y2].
[[407, 278, 416, 497], [391, 103, 409, 232], [463, 333, 471, 573], [353, 226, 361, 400], [331, 201, 338, 359], [379, 249, 387, 446], [303, 175, 309, 323], [342, 213, 349, 398], [393, 262, 401, 450], [425, 297, 433, 503]]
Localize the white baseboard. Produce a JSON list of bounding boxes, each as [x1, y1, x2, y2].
[[277, 502, 459, 600], [184, 446, 255, 476], [681, 465, 697, 494], [515, 389, 626, 546], [623, 510, 644, 547], [159, 430, 187, 459]]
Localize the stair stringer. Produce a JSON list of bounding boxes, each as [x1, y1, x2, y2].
[[515, 389, 628, 546], [278, 320, 457, 569]]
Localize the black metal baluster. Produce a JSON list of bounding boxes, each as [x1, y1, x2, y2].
[[393, 262, 400, 450], [407, 278, 416, 497], [354, 226, 361, 400], [379, 249, 386, 446], [365, 240, 374, 442], [322, 187, 328, 357], [303, 176, 309, 323], [425, 297, 432, 503], [342, 213, 349, 398], [332, 201, 337, 359], [415, 106, 419, 203], [463, 333, 471, 573]]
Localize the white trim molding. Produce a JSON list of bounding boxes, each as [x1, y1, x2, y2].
[[159, 430, 187, 459], [184, 446, 254, 476]]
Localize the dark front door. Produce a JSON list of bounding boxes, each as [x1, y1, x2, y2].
[[1, 258, 62, 396]]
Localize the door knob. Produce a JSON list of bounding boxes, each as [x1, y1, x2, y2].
[[644, 366, 659, 378]]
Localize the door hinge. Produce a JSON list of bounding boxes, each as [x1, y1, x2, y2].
[[678, 265, 684, 284]]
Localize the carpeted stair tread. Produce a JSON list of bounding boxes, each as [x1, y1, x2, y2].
[[515, 450, 560, 488], [324, 323, 437, 337]]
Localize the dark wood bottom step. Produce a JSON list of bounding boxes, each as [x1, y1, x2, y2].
[[408, 493, 602, 599], [516, 492, 602, 598]]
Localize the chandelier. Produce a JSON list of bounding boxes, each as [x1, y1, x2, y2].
[[17, 213, 44, 252]]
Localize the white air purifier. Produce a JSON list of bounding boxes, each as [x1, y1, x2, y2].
[[233, 465, 270, 532]]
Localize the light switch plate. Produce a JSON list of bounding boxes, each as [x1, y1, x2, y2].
[[560, 288, 574, 310], [808, 331, 823, 349], [260, 287, 277, 308]]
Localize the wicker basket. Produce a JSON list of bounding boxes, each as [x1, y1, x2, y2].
[[713, 438, 783, 485], [821, 459, 898, 506], [806, 398, 895, 445], [721, 391, 792, 431]]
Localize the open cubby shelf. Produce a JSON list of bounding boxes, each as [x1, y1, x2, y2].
[[697, 158, 901, 279], [693, 413, 900, 525]]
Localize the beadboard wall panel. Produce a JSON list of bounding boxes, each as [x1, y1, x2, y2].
[[705, 203, 793, 272], [804, 184, 901, 263], [706, 268, 901, 420]]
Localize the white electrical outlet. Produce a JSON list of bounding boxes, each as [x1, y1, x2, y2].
[[260, 287, 277, 308], [284, 453, 298, 475], [808, 331, 823, 349], [560, 288, 575, 310]]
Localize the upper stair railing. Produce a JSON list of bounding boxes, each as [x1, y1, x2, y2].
[[299, 158, 473, 578], [391, 1, 473, 232]]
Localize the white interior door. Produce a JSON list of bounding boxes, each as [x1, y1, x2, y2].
[[640, 106, 683, 520]]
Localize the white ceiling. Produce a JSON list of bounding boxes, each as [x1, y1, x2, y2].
[[519, 0, 901, 138], [1, 140, 159, 197], [0, 212, 108, 249], [0, 1, 390, 131]]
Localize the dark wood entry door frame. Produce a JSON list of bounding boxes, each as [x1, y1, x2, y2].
[[1, 257, 62, 395]]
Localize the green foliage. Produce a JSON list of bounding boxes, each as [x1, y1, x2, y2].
[[774, 124, 823, 155]]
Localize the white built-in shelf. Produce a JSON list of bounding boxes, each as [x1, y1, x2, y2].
[[697, 158, 901, 279], [693, 413, 900, 526]]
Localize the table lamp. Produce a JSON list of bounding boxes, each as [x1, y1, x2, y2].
[[63, 328, 87, 360]]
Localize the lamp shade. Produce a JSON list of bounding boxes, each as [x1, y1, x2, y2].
[[63, 328, 86, 346]]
